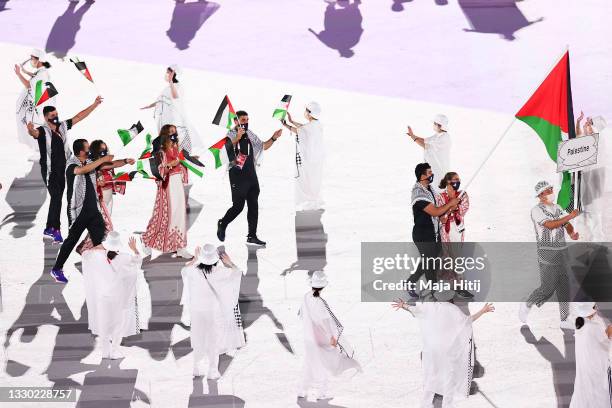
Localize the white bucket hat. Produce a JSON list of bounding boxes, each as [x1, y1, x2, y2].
[[306, 101, 322, 119], [534, 180, 553, 197], [103, 231, 124, 252], [573, 302, 596, 318], [30, 48, 47, 62], [310, 271, 328, 288], [198, 244, 220, 265], [434, 288, 455, 302], [433, 114, 449, 131], [591, 116, 607, 133]]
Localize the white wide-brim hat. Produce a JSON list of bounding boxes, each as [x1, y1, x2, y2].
[[573, 302, 596, 318], [103, 231, 124, 252], [434, 288, 455, 302], [306, 101, 322, 119], [534, 180, 553, 197], [310, 271, 328, 288], [433, 114, 449, 131], [198, 244, 220, 265], [169, 64, 182, 77], [592, 116, 607, 133], [30, 48, 47, 62]]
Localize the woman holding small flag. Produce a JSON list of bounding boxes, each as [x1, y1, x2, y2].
[[142, 125, 192, 258], [15, 49, 54, 153]]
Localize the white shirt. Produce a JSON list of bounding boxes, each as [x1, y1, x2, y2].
[[424, 132, 451, 184]]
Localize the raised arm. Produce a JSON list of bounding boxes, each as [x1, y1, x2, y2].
[[263, 129, 283, 150], [471, 303, 495, 322], [99, 158, 135, 170], [407, 126, 426, 148], [71, 96, 103, 127], [26, 122, 41, 138], [14, 65, 30, 88], [287, 112, 304, 127], [74, 155, 114, 175], [542, 209, 579, 230]]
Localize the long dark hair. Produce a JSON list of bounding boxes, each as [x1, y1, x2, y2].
[[89, 139, 106, 161], [197, 262, 218, 274], [439, 171, 458, 190], [107, 251, 118, 261], [158, 125, 176, 152], [312, 287, 324, 297]]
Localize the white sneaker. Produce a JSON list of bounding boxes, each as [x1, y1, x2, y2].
[[176, 248, 193, 259], [207, 369, 221, 380], [193, 366, 202, 377], [519, 302, 531, 323], [110, 346, 124, 360], [560, 320, 575, 330]]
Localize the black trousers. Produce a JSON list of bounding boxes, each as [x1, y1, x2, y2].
[[46, 171, 65, 230], [220, 177, 260, 236], [53, 208, 105, 270], [408, 226, 440, 285]]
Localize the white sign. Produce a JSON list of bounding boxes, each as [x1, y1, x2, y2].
[[557, 134, 599, 172]]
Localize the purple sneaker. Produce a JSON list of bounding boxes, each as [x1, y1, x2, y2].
[[43, 228, 55, 240], [50, 269, 68, 283], [52, 229, 64, 243]]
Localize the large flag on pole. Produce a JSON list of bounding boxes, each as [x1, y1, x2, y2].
[[34, 81, 58, 107], [208, 136, 236, 169], [515, 50, 576, 209], [272, 94, 292, 120], [212, 95, 237, 129], [117, 121, 144, 146], [69, 58, 94, 82]]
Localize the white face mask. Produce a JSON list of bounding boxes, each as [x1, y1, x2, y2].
[[543, 192, 555, 204]]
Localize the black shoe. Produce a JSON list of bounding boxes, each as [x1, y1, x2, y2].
[[457, 289, 474, 299], [246, 235, 266, 246], [217, 219, 226, 242]]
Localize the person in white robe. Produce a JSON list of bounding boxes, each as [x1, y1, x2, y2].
[[392, 292, 494, 408], [180, 244, 245, 378], [82, 232, 144, 359], [14, 49, 55, 153], [283, 102, 325, 211], [298, 271, 361, 400], [569, 302, 612, 408], [407, 114, 451, 191]]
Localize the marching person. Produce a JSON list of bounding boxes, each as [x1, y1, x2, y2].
[[407, 114, 451, 190], [282, 102, 325, 211], [26, 97, 103, 243], [216, 110, 283, 246], [519, 181, 580, 329], [142, 125, 191, 258], [180, 244, 245, 378], [298, 271, 361, 400], [392, 292, 495, 408], [82, 232, 143, 360], [569, 302, 612, 407], [408, 163, 460, 299], [49, 139, 113, 283], [15, 49, 54, 154]]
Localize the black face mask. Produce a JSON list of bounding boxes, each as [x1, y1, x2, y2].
[[49, 116, 60, 126], [99, 150, 108, 157], [169, 133, 178, 143], [239, 123, 249, 132], [450, 181, 461, 191], [85, 151, 91, 160], [427, 174, 434, 183]]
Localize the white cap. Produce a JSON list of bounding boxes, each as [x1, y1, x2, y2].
[[534, 180, 553, 197], [573, 302, 596, 318], [433, 114, 449, 131], [592, 116, 607, 133], [434, 288, 455, 302], [198, 244, 220, 265], [306, 101, 322, 119], [169, 64, 182, 77], [103, 231, 124, 252], [310, 271, 328, 288], [30, 48, 47, 62]]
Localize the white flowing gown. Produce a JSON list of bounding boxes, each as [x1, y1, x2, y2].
[[295, 120, 325, 211], [411, 301, 474, 408], [423, 131, 451, 190], [180, 264, 245, 367], [570, 314, 611, 408]]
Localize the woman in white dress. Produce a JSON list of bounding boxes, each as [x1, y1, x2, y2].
[[299, 271, 361, 400], [180, 244, 245, 378], [392, 292, 494, 408], [82, 232, 144, 360], [570, 302, 612, 408], [14, 49, 54, 152], [283, 102, 325, 211]]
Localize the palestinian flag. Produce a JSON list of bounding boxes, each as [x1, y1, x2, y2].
[[117, 121, 144, 146], [272, 94, 292, 120], [134, 160, 157, 180], [139, 133, 153, 159], [69, 58, 93, 82], [179, 150, 204, 178], [212, 95, 237, 129], [208, 136, 236, 169], [516, 51, 576, 209], [34, 80, 58, 107], [113, 171, 133, 182]]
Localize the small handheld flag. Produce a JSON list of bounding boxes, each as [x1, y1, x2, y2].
[[139, 133, 153, 159], [272, 94, 292, 120], [179, 150, 204, 178], [69, 58, 94, 83], [208, 136, 236, 169], [34, 81, 58, 107], [212, 95, 237, 130], [117, 121, 144, 146]]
